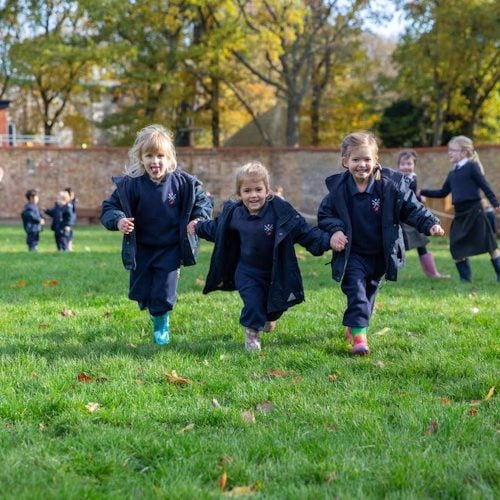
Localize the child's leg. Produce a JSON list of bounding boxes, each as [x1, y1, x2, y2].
[[341, 254, 384, 355], [235, 264, 270, 350], [418, 246, 450, 279]]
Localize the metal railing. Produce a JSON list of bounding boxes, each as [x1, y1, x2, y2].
[[0, 134, 61, 146]]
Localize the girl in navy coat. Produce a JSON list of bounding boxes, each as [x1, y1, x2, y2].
[[187, 161, 335, 352], [318, 132, 444, 355], [420, 135, 500, 283], [101, 124, 212, 346]]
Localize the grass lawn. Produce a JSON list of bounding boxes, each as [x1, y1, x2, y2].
[[0, 224, 498, 499]]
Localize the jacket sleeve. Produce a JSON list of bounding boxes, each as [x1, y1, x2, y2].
[[196, 216, 220, 243], [317, 192, 346, 234], [23, 206, 42, 224], [291, 214, 331, 256], [471, 163, 499, 208], [100, 189, 126, 231], [44, 207, 55, 218], [190, 180, 213, 221], [399, 181, 440, 235]]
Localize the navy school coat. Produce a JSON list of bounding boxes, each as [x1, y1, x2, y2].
[[100, 168, 212, 270], [196, 196, 332, 314], [317, 167, 441, 282]]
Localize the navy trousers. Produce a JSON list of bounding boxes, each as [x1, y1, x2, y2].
[[341, 252, 385, 328], [129, 244, 180, 316], [26, 231, 40, 251], [235, 263, 283, 331]]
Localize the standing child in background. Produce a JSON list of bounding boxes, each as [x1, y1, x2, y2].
[[187, 161, 335, 352], [64, 187, 77, 251], [318, 132, 444, 355], [397, 149, 449, 279], [44, 190, 75, 252], [100, 124, 212, 346], [420, 135, 500, 283], [21, 189, 45, 251]]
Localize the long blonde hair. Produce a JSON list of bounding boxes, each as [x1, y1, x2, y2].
[[448, 135, 484, 174], [124, 124, 177, 177]]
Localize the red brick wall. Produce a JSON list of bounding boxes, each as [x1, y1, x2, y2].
[[0, 145, 498, 227]]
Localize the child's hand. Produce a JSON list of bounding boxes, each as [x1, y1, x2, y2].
[[187, 219, 198, 235], [41, 219, 45, 226], [330, 231, 348, 252], [430, 224, 445, 236], [495, 206, 500, 214], [117, 217, 135, 234]]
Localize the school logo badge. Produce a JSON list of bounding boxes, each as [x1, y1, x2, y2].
[[371, 197, 381, 212], [264, 223, 274, 236], [167, 192, 177, 205]]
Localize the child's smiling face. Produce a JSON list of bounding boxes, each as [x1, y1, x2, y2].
[[399, 156, 415, 175], [238, 177, 269, 215], [141, 148, 169, 181], [343, 145, 377, 186]]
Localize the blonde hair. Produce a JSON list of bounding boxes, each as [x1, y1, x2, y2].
[[235, 161, 271, 196], [125, 124, 177, 177], [448, 135, 484, 174], [57, 190, 71, 204], [341, 131, 381, 180]]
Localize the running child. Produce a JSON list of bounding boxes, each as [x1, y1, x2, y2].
[[100, 124, 212, 345], [187, 161, 335, 352], [318, 132, 444, 355]]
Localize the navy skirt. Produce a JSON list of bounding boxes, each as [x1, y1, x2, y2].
[[450, 200, 497, 260]]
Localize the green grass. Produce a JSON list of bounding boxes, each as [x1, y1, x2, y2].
[[0, 225, 498, 499]]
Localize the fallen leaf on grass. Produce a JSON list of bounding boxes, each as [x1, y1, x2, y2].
[[38, 323, 49, 329], [43, 279, 60, 287], [256, 401, 275, 413], [77, 372, 93, 382], [219, 471, 228, 491], [328, 373, 339, 382], [60, 307, 75, 317], [484, 386, 495, 401], [325, 471, 337, 483], [85, 402, 101, 413], [373, 327, 390, 336], [266, 369, 289, 378], [425, 420, 438, 434], [469, 400, 481, 406], [373, 360, 385, 368], [195, 277, 205, 286], [470, 307, 479, 314], [211, 398, 222, 408], [440, 397, 450, 404], [165, 370, 191, 385], [177, 423, 194, 433], [241, 411, 256, 424], [38, 422, 47, 430], [218, 456, 234, 467], [224, 485, 254, 496], [468, 409, 478, 416], [10, 279, 27, 288], [31, 371, 37, 378]]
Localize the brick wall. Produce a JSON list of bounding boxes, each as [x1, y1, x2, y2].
[[0, 145, 498, 229]]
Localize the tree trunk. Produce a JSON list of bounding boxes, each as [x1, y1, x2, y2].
[[286, 98, 301, 147], [211, 79, 220, 147], [310, 82, 321, 146]]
